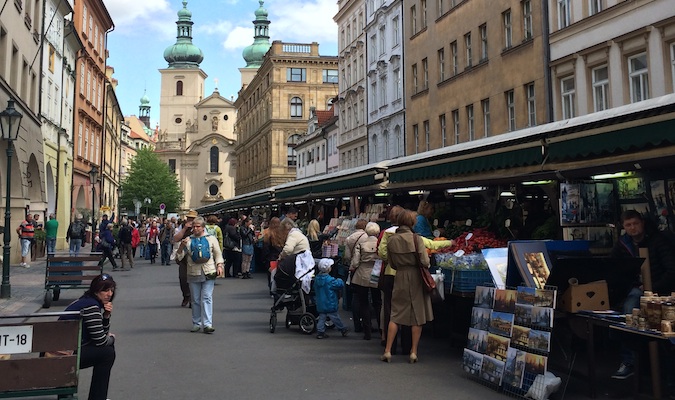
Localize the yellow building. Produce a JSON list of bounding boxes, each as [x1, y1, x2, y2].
[[404, 0, 548, 155]]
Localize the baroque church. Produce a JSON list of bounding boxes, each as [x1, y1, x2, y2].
[[154, 1, 237, 212]]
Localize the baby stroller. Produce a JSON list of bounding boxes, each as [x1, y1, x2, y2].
[[269, 253, 318, 334]]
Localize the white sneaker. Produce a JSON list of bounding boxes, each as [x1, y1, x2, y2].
[[19, 262, 25, 267], [23, 264, 30, 269]]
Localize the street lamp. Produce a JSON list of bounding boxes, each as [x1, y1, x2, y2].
[[1, 98, 23, 298], [144, 197, 151, 216], [89, 166, 99, 252]]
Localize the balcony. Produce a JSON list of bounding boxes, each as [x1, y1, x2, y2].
[[14, 0, 22, 12], [24, 13, 31, 29]]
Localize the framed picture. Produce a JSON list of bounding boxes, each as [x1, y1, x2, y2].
[[620, 202, 650, 216], [494, 289, 517, 313], [486, 333, 511, 361], [514, 304, 533, 325], [524, 352, 547, 375], [503, 347, 527, 388], [489, 311, 515, 337], [531, 306, 554, 329], [511, 325, 531, 347], [481, 355, 505, 385], [510, 242, 553, 289], [617, 177, 646, 200], [482, 248, 508, 289], [467, 328, 488, 353], [528, 330, 551, 352], [471, 307, 491, 330], [463, 348, 483, 377], [474, 286, 495, 309], [560, 183, 581, 224]]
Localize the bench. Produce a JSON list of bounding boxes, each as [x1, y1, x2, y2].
[[0, 312, 81, 399], [44, 253, 103, 308]]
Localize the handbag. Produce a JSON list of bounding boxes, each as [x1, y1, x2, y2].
[[413, 234, 442, 303], [223, 234, 236, 250]]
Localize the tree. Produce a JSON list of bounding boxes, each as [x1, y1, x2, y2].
[[119, 148, 183, 215]]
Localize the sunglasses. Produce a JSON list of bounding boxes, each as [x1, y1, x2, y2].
[[100, 273, 113, 281], [192, 224, 203, 228]]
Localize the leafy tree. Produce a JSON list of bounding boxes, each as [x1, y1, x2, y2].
[[119, 148, 183, 215]]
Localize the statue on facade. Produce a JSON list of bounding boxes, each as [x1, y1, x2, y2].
[[212, 116, 219, 131]]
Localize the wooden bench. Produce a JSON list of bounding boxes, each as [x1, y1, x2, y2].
[[44, 253, 103, 308], [0, 312, 81, 399]]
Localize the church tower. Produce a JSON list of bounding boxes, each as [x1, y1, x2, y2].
[[139, 91, 151, 127], [240, 0, 271, 89], [159, 0, 207, 147]]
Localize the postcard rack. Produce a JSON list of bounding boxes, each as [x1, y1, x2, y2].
[[462, 285, 557, 399]]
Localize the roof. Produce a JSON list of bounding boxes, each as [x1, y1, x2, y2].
[[315, 110, 333, 126]]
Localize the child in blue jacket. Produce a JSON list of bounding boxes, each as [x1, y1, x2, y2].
[[313, 258, 349, 339]]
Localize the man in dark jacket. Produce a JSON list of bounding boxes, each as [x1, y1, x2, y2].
[[609, 209, 675, 379], [117, 219, 134, 269]]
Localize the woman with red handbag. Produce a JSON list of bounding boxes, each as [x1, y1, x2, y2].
[[381, 210, 433, 364]]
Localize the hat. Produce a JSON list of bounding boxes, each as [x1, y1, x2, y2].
[[317, 258, 334, 273], [186, 210, 198, 219]]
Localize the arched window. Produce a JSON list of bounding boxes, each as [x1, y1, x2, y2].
[[383, 130, 390, 159], [394, 125, 402, 157], [290, 97, 303, 118], [176, 80, 183, 96], [372, 134, 378, 161], [210, 146, 219, 172]]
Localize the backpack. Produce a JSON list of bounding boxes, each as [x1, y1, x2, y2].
[[205, 224, 217, 237], [70, 221, 84, 239], [118, 226, 132, 244], [189, 235, 211, 264]]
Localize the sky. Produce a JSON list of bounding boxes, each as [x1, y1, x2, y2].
[[106, 0, 339, 128]]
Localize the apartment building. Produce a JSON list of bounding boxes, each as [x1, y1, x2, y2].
[[548, 0, 675, 119], [404, 0, 548, 155], [335, 0, 369, 169], [71, 0, 113, 222]]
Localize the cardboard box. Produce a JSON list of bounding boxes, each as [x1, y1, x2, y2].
[[558, 280, 610, 313]]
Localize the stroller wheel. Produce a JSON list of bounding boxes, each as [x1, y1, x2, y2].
[[269, 312, 277, 333], [299, 313, 316, 334]]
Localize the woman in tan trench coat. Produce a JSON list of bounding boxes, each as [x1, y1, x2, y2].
[[381, 209, 433, 363]]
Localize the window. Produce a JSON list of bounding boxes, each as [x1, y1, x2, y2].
[[82, 6, 87, 35], [370, 35, 377, 63], [452, 109, 460, 144], [479, 24, 488, 61], [467, 105, 474, 140], [523, 0, 533, 39], [465, 33, 472, 68], [392, 16, 399, 46], [48, 45, 55, 72], [589, 0, 602, 15], [371, 82, 377, 109], [561, 76, 576, 119], [394, 125, 402, 157], [89, 16, 93, 39], [503, 10, 512, 49], [380, 76, 387, 104], [168, 159, 176, 174], [506, 90, 516, 131], [287, 68, 306, 82], [412, 63, 418, 93], [210, 146, 219, 172], [380, 26, 386, 55], [558, 0, 570, 29], [410, 5, 417, 34], [287, 134, 301, 166], [394, 68, 401, 100], [422, 58, 428, 90], [628, 53, 649, 103], [592, 65, 609, 112], [440, 114, 447, 146], [346, 24, 351, 44], [424, 120, 430, 151], [451, 41, 458, 75], [413, 124, 419, 153], [481, 99, 490, 137], [322, 69, 338, 83], [438, 48, 446, 81], [526, 83, 536, 126], [383, 131, 390, 159], [290, 97, 303, 118], [421, 0, 427, 29], [438, 0, 446, 16], [80, 64, 84, 94], [176, 80, 183, 96], [78, 122, 83, 156]]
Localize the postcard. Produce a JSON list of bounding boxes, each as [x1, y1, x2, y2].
[[528, 330, 551, 352], [516, 286, 536, 305], [503, 347, 527, 388], [533, 288, 556, 308], [486, 333, 511, 362], [474, 286, 495, 309], [531, 306, 554, 329], [524, 352, 548, 375], [463, 348, 483, 377], [482, 247, 508, 289], [467, 328, 488, 354], [511, 325, 531, 347], [494, 289, 517, 313], [471, 307, 491, 331], [514, 304, 533, 326], [489, 311, 515, 337], [481, 355, 505, 386]]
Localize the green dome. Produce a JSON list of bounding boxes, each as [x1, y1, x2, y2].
[[164, 1, 204, 68], [140, 92, 150, 105], [242, 0, 271, 68]]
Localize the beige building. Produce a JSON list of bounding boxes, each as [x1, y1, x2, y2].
[[235, 41, 339, 195], [155, 1, 237, 212], [548, 0, 675, 120], [404, 0, 549, 155]]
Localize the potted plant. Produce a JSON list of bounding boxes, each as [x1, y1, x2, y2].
[[32, 228, 46, 260]]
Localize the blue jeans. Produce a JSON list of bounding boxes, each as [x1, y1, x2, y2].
[[189, 279, 215, 328], [620, 287, 643, 364], [161, 240, 172, 264], [317, 311, 345, 334], [46, 238, 56, 254], [69, 239, 82, 256]]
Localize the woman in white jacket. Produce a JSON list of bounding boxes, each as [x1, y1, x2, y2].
[[279, 218, 310, 259]]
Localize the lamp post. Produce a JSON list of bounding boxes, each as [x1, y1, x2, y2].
[[144, 197, 151, 217], [89, 166, 98, 252], [1, 99, 23, 298]]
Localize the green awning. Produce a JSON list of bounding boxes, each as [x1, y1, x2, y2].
[[311, 174, 375, 194], [275, 186, 312, 200], [548, 119, 675, 161], [229, 193, 271, 208], [389, 146, 542, 183]]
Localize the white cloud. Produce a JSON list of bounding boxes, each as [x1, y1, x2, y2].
[[199, 20, 235, 36], [105, 0, 174, 38], [223, 27, 254, 51], [267, 0, 338, 45]]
